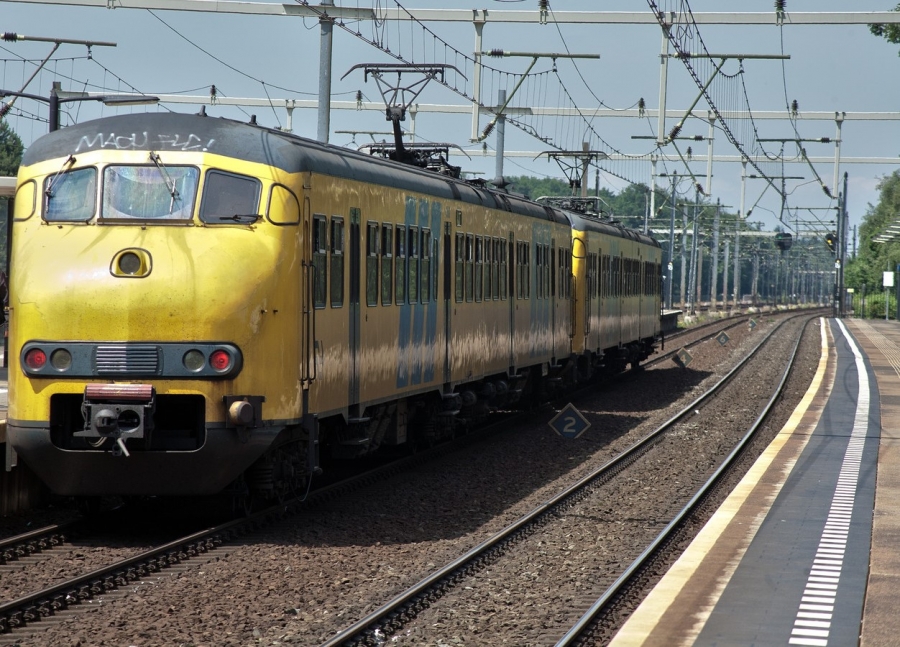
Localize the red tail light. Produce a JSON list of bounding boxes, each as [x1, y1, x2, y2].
[[25, 348, 47, 370], [209, 349, 232, 372]]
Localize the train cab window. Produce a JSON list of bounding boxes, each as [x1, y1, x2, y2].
[[44, 167, 97, 222], [199, 170, 259, 223], [455, 233, 464, 303], [312, 215, 327, 309], [475, 236, 484, 302], [267, 184, 300, 225], [381, 223, 393, 305], [395, 225, 407, 304], [14, 180, 36, 221], [421, 229, 432, 302], [331, 217, 345, 307], [365, 221, 378, 307], [99, 165, 198, 222], [408, 226, 419, 303], [465, 234, 475, 302]]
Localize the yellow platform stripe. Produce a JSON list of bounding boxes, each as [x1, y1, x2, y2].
[[609, 317, 833, 646]]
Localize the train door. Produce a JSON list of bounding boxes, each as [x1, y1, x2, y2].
[[348, 207, 361, 412], [443, 221, 452, 383], [508, 231, 515, 372], [301, 195, 315, 389]]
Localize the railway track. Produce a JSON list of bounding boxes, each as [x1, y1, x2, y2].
[[0, 309, 820, 644], [317, 311, 821, 646]]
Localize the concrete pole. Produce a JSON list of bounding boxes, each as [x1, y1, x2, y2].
[[316, 0, 335, 143], [710, 199, 720, 310], [734, 158, 747, 307], [657, 27, 669, 147], [494, 89, 506, 181], [723, 239, 730, 308], [470, 21, 485, 141]]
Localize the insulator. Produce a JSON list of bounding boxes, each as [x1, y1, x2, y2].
[[820, 137, 831, 143], [538, 0, 548, 10], [791, 99, 799, 115], [775, 0, 786, 11], [686, 146, 693, 160], [210, 84, 217, 98], [482, 121, 495, 138], [637, 97, 646, 116], [2, 33, 18, 42], [489, 48, 504, 57], [0, 104, 10, 118], [668, 124, 682, 140]]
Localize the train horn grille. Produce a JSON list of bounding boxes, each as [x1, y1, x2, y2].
[[95, 345, 160, 375]]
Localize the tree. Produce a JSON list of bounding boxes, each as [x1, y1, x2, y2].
[[0, 120, 24, 176], [869, 5, 900, 54], [844, 170, 900, 307]]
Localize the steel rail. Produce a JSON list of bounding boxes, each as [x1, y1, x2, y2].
[[319, 311, 809, 647], [555, 314, 815, 645]]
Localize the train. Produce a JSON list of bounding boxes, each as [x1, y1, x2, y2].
[[5, 111, 662, 506]]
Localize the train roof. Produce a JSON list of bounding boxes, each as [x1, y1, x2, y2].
[[22, 112, 656, 246]]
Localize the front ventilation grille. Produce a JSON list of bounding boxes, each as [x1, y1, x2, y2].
[[95, 345, 160, 375]]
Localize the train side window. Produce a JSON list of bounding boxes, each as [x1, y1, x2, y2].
[[550, 246, 556, 298], [493, 238, 501, 300], [500, 238, 509, 300], [395, 225, 407, 304], [312, 214, 328, 309], [535, 245, 543, 299], [484, 237, 493, 301], [199, 170, 259, 223], [408, 226, 419, 303], [455, 233, 464, 303], [465, 234, 474, 302], [266, 184, 300, 225], [331, 217, 345, 307], [44, 167, 97, 222], [365, 221, 378, 307], [381, 223, 393, 305], [421, 228, 431, 302], [475, 236, 484, 302]]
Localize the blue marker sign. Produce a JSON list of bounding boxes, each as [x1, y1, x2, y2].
[[549, 403, 591, 439]]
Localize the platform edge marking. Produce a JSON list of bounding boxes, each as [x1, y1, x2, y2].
[[609, 318, 833, 647]]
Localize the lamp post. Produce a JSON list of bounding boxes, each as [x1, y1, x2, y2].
[[1, 86, 159, 132]]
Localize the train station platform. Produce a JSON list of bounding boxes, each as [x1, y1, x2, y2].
[[610, 317, 899, 647]]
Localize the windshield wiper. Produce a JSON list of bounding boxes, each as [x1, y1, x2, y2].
[[217, 214, 261, 223], [149, 151, 179, 213], [45, 155, 76, 200]]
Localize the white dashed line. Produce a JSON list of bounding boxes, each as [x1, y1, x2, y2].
[[788, 319, 869, 647]]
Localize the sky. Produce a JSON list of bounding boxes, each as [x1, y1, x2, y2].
[[3, 0, 900, 240]]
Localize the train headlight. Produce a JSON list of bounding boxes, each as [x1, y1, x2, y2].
[[24, 348, 47, 370], [182, 349, 206, 372], [118, 252, 142, 275], [209, 349, 232, 372], [50, 349, 73, 371]]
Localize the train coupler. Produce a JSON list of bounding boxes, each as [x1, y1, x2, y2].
[[76, 384, 156, 457]]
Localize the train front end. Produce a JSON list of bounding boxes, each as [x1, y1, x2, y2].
[[7, 113, 305, 496]]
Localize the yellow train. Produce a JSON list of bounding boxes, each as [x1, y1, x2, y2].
[[6, 113, 662, 503]]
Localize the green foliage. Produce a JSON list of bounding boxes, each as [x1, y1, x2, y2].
[[847, 170, 900, 296], [502, 175, 570, 200], [0, 120, 23, 177], [870, 5, 900, 54], [851, 290, 897, 320]]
